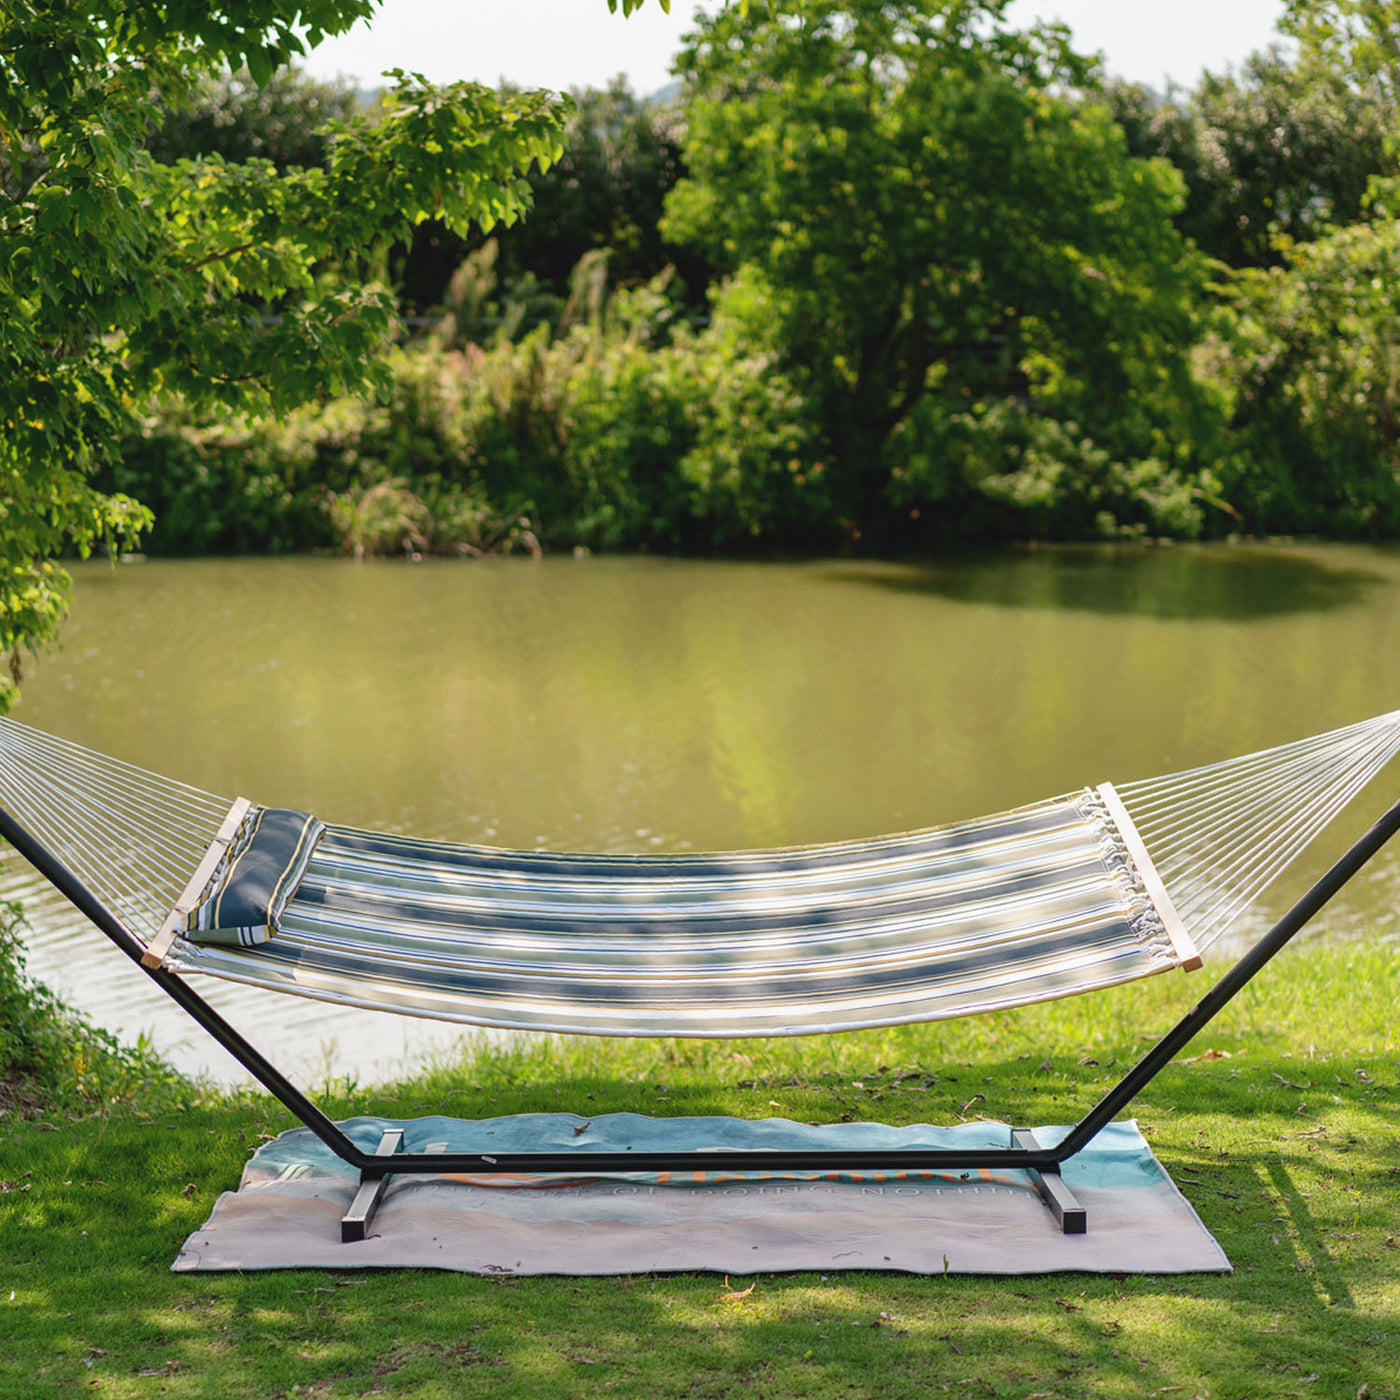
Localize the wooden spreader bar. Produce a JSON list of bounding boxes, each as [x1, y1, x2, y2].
[[141, 798, 253, 970], [1097, 782, 1203, 972]]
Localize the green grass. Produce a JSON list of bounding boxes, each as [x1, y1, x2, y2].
[[3, 941, 1400, 1399]]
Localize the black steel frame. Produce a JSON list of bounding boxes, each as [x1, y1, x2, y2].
[[5, 792, 1400, 1242]]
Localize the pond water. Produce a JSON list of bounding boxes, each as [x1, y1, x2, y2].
[[6, 543, 1400, 1084]]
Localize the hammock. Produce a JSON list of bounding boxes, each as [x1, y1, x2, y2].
[[3, 710, 1400, 1238], [0, 712, 1398, 1036]]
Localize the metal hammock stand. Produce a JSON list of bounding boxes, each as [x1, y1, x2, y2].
[[3, 715, 1400, 1243]]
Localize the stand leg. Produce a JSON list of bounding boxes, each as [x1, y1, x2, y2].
[[1012, 1129, 1086, 1234], [341, 1128, 403, 1243]]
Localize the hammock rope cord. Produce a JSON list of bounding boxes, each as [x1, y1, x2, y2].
[[0, 719, 230, 940], [2, 711, 1399, 1036], [1115, 713, 1400, 948]]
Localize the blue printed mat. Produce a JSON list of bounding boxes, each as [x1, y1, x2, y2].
[[174, 1114, 1230, 1275]]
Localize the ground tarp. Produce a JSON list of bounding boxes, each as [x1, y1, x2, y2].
[[174, 1114, 1230, 1276]]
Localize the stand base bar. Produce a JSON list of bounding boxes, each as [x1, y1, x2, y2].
[[334, 1126, 1087, 1244], [1012, 1129, 1087, 1234], [341, 1128, 404, 1243]]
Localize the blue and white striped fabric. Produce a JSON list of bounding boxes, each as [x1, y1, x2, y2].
[[167, 790, 1186, 1037]]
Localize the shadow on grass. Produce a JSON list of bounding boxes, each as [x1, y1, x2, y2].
[[1265, 1156, 1357, 1311]]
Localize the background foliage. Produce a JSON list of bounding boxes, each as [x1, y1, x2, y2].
[[7, 0, 1400, 586]]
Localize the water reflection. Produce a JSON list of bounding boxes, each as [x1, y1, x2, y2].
[[832, 544, 1387, 620]]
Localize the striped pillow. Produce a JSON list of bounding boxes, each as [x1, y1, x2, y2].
[[183, 807, 324, 948]]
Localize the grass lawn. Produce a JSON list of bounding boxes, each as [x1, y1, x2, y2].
[[3, 941, 1400, 1399]]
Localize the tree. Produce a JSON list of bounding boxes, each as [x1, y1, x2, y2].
[[1210, 215, 1400, 534], [0, 0, 657, 709], [137, 67, 705, 319], [145, 65, 362, 173], [1106, 50, 1393, 269], [1281, 0, 1400, 115], [1118, 0, 1400, 533], [394, 79, 709, 317], [663, 0, 1222, 545]]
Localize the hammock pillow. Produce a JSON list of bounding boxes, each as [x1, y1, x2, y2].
[[182, 807, 324, 948]]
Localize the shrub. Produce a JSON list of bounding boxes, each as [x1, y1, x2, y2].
[[0, 901, 186, 1115]]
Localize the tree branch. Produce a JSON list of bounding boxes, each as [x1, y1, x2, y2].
[[183, 240, 259, 272]]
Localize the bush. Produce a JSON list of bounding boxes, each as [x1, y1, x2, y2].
[[105, 401, 343, 555], [886, 396, 1215, 544], [0, 901, 186, 1115], [670, 277, 826, 548], [103, 255, 828, 557]]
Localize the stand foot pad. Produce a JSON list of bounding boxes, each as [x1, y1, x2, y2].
[[1012, 1128, 1086, 1233], [341, 1128, 403, 1243]]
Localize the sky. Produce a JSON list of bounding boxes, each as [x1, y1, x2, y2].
[[300, 0, 1290, 98]]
